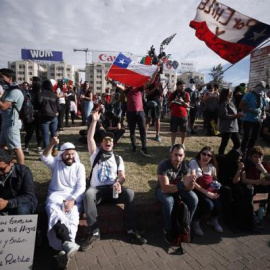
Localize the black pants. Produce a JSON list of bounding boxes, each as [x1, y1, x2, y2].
[[84, 186, 137, 232], [219, 132, 241, 155], [58, 104, 66, 129], [126, 111, 147, 150], [111, 129, 125, 144], [24, 117, 42, 149], [204, 109, 218, 135], [65, 99, 71, 125], [241, 121, 261, 156]]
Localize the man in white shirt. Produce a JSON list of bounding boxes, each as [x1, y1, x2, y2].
[[41, 138, 86, 269], [81, 110, 147, 252]]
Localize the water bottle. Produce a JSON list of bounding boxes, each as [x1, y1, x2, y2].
[[113, 185, 119, 199], [258, 202, 265, 221]]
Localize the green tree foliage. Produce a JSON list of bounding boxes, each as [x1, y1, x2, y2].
[[209, 64, 224, 84]]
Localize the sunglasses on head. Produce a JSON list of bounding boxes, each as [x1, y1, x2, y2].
[[201, 152, 212, 158]]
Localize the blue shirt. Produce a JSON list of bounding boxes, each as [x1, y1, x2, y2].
[[241, 92, 266, 123]]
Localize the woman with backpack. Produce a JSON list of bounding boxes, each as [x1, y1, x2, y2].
[[38, 80, 59, 156]]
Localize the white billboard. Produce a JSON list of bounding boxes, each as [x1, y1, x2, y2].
[[92, 51, 137, 63]]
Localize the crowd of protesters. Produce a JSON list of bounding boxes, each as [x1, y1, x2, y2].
[[1, 68, 270, 268]]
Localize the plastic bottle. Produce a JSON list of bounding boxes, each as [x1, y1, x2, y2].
[[113, 185, 119, 199], [257, 202, 265, 221]]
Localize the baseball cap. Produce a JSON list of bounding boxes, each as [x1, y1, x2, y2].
[[101, 132, 114, 141]]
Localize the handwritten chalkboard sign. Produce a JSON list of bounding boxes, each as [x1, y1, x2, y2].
[[0, 215, 38, 270]]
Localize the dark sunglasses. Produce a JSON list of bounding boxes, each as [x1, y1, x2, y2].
[[201, 152, 212, 158]]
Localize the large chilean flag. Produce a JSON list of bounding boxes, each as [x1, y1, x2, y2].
[[190, 0, 270, 64], [107, 53, 157, 87]]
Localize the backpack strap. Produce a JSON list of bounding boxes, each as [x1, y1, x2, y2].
[[86, 150, 120, 189]]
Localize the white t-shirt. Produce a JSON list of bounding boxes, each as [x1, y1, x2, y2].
[[90, 148, 125, 188], [188, 159, 215, 178], [56, 88, 66, 104]]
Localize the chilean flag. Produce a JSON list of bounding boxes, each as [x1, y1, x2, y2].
[[190, 0, 270, 64], [107, 53, 157, 87]]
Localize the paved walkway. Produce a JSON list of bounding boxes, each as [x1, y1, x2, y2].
[[34, 220, 270, 270]]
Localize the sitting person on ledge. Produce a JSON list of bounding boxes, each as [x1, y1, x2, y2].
[[0, 149, 37, 215], [81, 110, 147, 252], [41, 137, 86, 269]]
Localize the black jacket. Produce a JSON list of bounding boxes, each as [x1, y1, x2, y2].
[[1, 164, 38, 211]]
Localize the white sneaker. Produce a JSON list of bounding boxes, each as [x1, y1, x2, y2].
[[37, 147, 43, 155], [192, 220, 204, 236], [207, 218, 223, 233], [62, 241, 80, 258]]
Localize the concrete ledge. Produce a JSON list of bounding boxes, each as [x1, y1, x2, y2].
[[77, 201, 163, 237]]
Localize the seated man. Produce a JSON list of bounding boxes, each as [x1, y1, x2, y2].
[[81, 110, 146, 251], [241, 146, 270, 231], [156, 144, 198, 243], [102, 111, 125, 145], [41, 137, 86, 269], [0, 148, 37, 215]]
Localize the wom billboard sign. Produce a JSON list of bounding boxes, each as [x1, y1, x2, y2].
[[21, 49, 63, 61]]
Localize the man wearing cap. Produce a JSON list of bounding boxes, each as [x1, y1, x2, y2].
[[41, 137, 86, 269], [168, 80, 190, 148], [81, 110, 147, 251], [239, 81, 267, 157], [0, 68, 24, 164]]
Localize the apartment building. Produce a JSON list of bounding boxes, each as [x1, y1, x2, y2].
[[85, 62, 112, 94], [178, 71, 205, 86], [8, 60, 79, 85]]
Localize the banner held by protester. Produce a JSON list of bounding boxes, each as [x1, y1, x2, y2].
[[189, 0, 270, 64]]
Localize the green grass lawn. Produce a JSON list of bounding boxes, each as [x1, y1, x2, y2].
[[24, 117, 270, 205]]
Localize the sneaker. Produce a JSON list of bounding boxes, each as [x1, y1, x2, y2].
[[56, 250, 68, 269], [140, 148, 151, 157], [163, 229, 173, 244], [62, 241, 80, 258], [52, 149, 58, 157], [207, 218, 223, 233], [132, 146, 137, 153], [80, 232, 100, 252], [24, 148, 29, 155], [192, 220, 204, 236], [128, 231, 147, 245], [37, 147, 43, 155], [155, 135, 162, 142], [191, 130, 197, 134]]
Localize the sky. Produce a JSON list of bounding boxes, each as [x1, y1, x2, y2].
[[0, 0, 269, 86]]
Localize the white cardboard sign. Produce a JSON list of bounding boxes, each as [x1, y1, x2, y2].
[[0, 215, 38, 270]]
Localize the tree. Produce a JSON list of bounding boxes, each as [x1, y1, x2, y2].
[[209, 64, 224, 84]]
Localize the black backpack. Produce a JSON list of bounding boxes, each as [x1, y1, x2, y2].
[[39, 91, 58, 117], [170, 196, 191, 254], [20, 93, 35, 123]]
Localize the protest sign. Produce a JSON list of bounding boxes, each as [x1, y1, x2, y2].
[[0, 215, 38, 270]]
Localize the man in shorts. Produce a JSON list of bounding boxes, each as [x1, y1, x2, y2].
[[0, 69, 24, 164], [168, 80, 190, 148]]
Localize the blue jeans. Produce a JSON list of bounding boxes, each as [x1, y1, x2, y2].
[[0, 201, 36, 215], [40, 117, 58, 149], [156, 188, 198, 231]]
